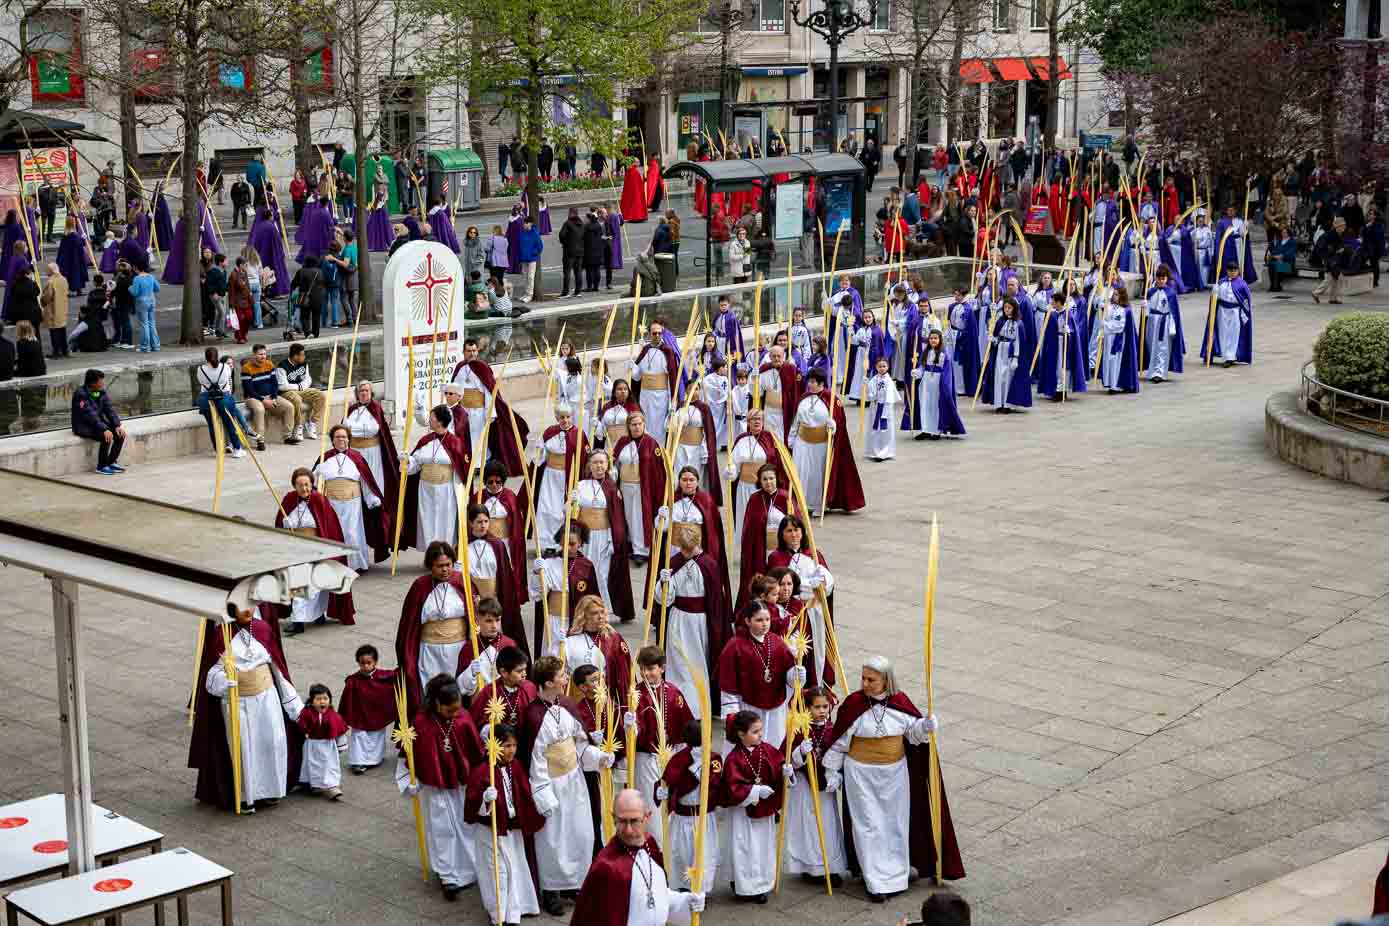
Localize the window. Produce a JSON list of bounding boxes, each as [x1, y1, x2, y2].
[[1030, 0, 1049, 29], [871, 0, 890, 32], [26, 9, 84, 103], [992, 0, 1012, 31], [754, 0, 784, 32]]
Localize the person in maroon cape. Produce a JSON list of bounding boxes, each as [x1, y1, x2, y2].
[[573, 448, 636, 621], [399, 406, 472, 553], [719, 708, 788, 902], [805, 374, 866, 514], [339, 643, 397, 773], [189, 607, 305, 813], [650, 507, 731, 717], [1374, 849, 1389, 915], [569, 789, 706, 924], [398, 673, 484, 900], [645, 468, 732, 612], [450, 339, 530, 478], [271, 468, 357, 634], [736, 462, 797, 606], [757, 345, 802, 443], [716, 604, 802, 752], [669, 383, 723, 505], [629, 645, 695, 829], [316, 426, 391, 565], [395, 541, 471, 712], [630, 320, 681, 447], [558, 594, 632, 712], [456, 598, 522, 707], [296, 683, 349, 798], [619, 160, 649, 223], [727, 408, 788, 541], [820, 655, 963, 901], [464, 723, 544, 921], [344, 381, 401, 519], [479, 460, 528, 604], [597, 377, 639, 449], [462, 502, 527, 647], [766, 515, 836, 691], [531, 523, 602, 655], [654, 720, 723, 892], [522, 403, 590, 553], [470, 644, 536, 733], [436, 383, 477, 448], [611, 411, 668, 566], [645, 156, 665, 211]]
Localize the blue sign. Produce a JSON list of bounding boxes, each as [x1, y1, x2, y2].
[[1079, 132, 1114, 152], [823, 178, 852, 235]]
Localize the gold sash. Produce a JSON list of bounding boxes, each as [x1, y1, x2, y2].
[[324, 478, 360, 501], [237, 664, 273, 697], [576, 506, 610, 530], [546, 452, 568, 470], [349, 436, 376, 449], [606, 424, 626, 446], [619, 463, 641, 484], [545, 739, 579, 778], [460, 389, 486, 409], [766, 529, 779, 551], [672, 521, 702, 550], [546, 590, 566, 614], [290, 526, 319, 538], [798, 425, 829, 444], [488, 516, 510, 539], [739, 462, 763, 484], [421, 618, 466, 645], [420, 463, 454, 485], [641, 373, 669, 390], [471, 576, 497, 599], [679, 424, 704, 446], [848, 735, 906, 765]]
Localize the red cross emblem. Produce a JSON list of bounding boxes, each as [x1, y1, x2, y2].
[[404, 252, 455, 327]]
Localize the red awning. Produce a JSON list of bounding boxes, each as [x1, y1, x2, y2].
[[994, 57, 1032, 82], [1030, 56, 1073, 80], [959, 59, 993, 84]]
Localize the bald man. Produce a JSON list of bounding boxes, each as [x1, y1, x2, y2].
[[569, 789, 705, 925]]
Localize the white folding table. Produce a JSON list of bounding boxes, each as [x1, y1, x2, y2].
[[0, 794, 162, 890], [3, 848, 232, 926]]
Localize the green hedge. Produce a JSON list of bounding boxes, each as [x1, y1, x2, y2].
[[496, 177, 612, 198], [1312, 312, 1389, 400]]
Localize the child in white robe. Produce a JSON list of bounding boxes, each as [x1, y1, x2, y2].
[[340, 644, 396, 773], [297, 683, 347, 799], [468, 724, 541, 924], [784, 687, 848, 881], [864, 358, 901, 461]]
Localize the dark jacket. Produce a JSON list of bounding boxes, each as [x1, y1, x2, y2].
[[16, 337, 44, 376], [71, 384, 120, 440], [230, 180, 252, 207], [0, 335, 14, 380], [291, 266, 325, 311], [582, 218, 605, 264], [77, 290, 109, 352], [559, 217, 585, 257], [8, 276, 41, 330]]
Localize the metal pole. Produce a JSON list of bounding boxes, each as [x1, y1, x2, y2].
[[50, 576, 96, 875], [828, 28, 839, 150]]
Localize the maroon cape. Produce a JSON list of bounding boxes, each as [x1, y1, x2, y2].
[[408, 706, 484, 788], [519, 424, 589, 537], [619, 164, 648, 223], [297, 706, 350, 739], [736, 487, 793, 606], [683, 398, 723, 505], [399, 430, 472, 553], [518, 695, 588, 776], [657, 741, 725, 806], [731, 429, 787, 489], [825, 690, 965, 881], [813, 392, 866, 513], [653, 548, 730, 707], [455, 631, 520, 708], [470, 678, 538, 732], [466, 535, 526, 649], [721, 741, 785, 818], [565, 629, 632, 711], [319, 447, 391, 562], [448, 358, 530, 477], [270, 490, 356, 624], [188, 615, 304, 810], [716, 627, 796, 720], [345, 399, 401, 514], [630, 343, 679, 403], [464, 758, 545, 834], [481, 486, 528, 604], [635, 681, 694, 757], [394, 571, 471, 711], [644, 490, 731, 610], [592, 476, 636, 621], [339, 668, 398, 732], [531, 552, 600, 657], [609, 433, 667, 551], [766, 547, 836, 690], [570, 835, 665, 926], [758, 361, 802, 441]]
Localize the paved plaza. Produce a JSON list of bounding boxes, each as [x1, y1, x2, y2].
[[2, 283, 1388, 925]]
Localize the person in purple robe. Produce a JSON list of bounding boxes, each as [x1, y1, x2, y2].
[[128, 204, 152, 250], [199, 199, 221, 254], [0, 210, 24, 282], [537, 197, 552, 235], [55, 216, 92, 294], [99, 232, 120, 274], [25, 205, 42, 261], [402, 211, 422, 241], [161, 213, 195, 285], [249, 207, 292, 298], [902, 329, 967, 437], [1213, 207, 1258, 285], [1036, 288, 1089, 400], [295, 196, 336, 264], [1201, 262, 1254, 367], [505, 206, 523, 273], [1159, 223, 1201, 293], [366, 190, 393, 252], [153, 190, 175, 254], [1091, 190, 1119, 261], [426, 197, 460, 253], [712, 294, 743, 358]]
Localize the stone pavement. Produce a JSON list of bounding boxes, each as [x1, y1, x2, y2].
[[2, 281, 1388, 926]]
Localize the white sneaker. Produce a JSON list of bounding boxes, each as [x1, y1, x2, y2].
[[291, 425, 304, 442], [229, 448, 246, 459], [305, 423, 319, 440]]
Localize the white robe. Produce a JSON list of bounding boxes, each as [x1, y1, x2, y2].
[[530, 702, 602, 891], [822, 704, 933, 895], [783, 550, 833, 684], [575, 478, 618, 614], [991, 318, 1023, 409], [480, 492, 515, 577], [281, 501, 328, 623], [789, 395, 831, 517], [205, 628, 304, 804], [457, 636, 508, 697], [395, 763, 476, 889], [843, 327, 873, 401], [473, 766, 537, 920], [313, 452, 382, 571], [1194, 225, 1215, 283], [666, 783, 718, 892], [344, 405, 386, 493], [729, 383, 750, 443], [784, 737, 848, 876], [550, 631, 606, 680], [669, 405, 709, 492], [1145, 288, 1176, 378], [417, 581, 468, 695], [617, 440, 650, 558], [1100, 305, 1129, 389], [532, 428, 573, 546], [702, 372, 731, 449], [1216, 280, 1241, 362], [944, 302, 972, 395], [405, 438, 461, 550], [635, 348, 674, 446], [656, 558, 708, 719], [584, 374, 614, 442], [451, 362, 495, 476], [299, 729, 345, 789], [347, 727, 390, 768], [864, 373, 900, 460], [600, 403, 631, 449], [721, 764, 778, 896], [912, 349, 948, 435], [530, 555, 572, 654], [625, 847, 698, 926], [729, 432, 770, 544], [757, 367, 789, 439]]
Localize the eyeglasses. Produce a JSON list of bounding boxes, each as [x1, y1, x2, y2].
[[615, 816, 646, 828]]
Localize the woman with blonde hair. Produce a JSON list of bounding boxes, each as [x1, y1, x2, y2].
[[553, 593, 631, 709]]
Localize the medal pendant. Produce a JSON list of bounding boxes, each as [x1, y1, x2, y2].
[[763, 669, 771, 683], [647, 894, 655, 910], [443, 740, 452, 753]]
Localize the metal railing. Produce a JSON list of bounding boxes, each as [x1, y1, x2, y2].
[[1300, 360, 1389, 437]]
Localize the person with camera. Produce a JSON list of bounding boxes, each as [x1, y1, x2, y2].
[[196, 346, 257, 458]]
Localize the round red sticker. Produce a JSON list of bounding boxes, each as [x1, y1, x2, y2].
[[94, 879, 133, 893], [0, 817, 28, 828], [32, 840, 68, 854]]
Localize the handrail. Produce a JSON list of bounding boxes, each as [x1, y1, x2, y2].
[[1300, 360, 1389, 438]]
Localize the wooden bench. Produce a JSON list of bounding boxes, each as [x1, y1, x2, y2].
[[3, 849, 232, 926]]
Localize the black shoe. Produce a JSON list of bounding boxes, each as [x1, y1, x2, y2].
[[752, 893, 768, 905], [314, 616, 326, 625], [994, 407, 1005, 414], [868, 892, 886, 903], [442, 885, 459, 902], [350, 765, 365, 775], [914, 433, 929, 441], [284, 622, 305, 636], [559, 291, 570, 298], [1223, 360, 1235, 368], [541, 892, 566, 916], [257, 439, 266, 451]]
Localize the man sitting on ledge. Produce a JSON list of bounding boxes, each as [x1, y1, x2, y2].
[[71, 367, 127, 475]]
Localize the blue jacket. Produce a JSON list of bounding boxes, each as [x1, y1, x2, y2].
[[245, 160, 266, 188], [240, 358, 280, 400], [517, 227, 543, 263], [71, 385, 120, 440]]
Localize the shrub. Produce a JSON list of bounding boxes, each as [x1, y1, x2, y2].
[[1312, 312, 1389, 400], [496, 177, 613, 198]]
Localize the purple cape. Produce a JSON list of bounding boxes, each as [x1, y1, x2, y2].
[[249, 209, 291, 297], [0, 220, 22, 282], [403, 214, 422, 241], [56, 232, 90, 292], [1214, 218, 1259, 285], [1142, 283, 1186, 374], [99, 241, 119, 273], [714, 308, 744, 357], [25, 208, 41, 261], [130, 210, 151, 249], [538, 205, 552, 236], [366, 203, 393, 252], [153, 194, 175, 252], [427, 206, 460, 253], [118, 236, 149, 272], [979, 315, 1037, 407], [604, 213, 624, 269], [902, 349, 967, 434], [295, 203, 336, 263], [505, 213, 522, 272], [162, 203, 221, 284], [1200, 278, 1254, 364], [1037, 302, 1089, 397], [948, 301, 981, 396]]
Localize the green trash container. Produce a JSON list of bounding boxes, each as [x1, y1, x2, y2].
[[427, 148, 484, 212], [340, 152, 399, 214]]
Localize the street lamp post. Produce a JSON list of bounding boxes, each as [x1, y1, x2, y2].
[[702, 1, 746, 147], [789, 0, 878, 151]]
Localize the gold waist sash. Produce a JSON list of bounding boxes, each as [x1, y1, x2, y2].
[[349, 436, 377, 449], [606, 424, 626, 445], [421, 618, 466, 645], [545, 739, 579, 778], [619, 463, 642, 484], [546, 590, 566, 614], [576, 506, 610, 530], [419, 463, 454, 485], [766, 529, 779, 551], [764, 388, 781, 405], [848, 735, 906, 765], [488, 516, 510, 539], [460, 390, 486, 409], [739, 462, 763, 485], [237, 664, 273, 697], [679, 425, 704, 446], [290, 526, 319, 538], [324, 478, 360, 501], [546, 452, 568, 470], [641, 373, 669, 390], [471, 576, 497, 599], [799, 425, 829, 444]]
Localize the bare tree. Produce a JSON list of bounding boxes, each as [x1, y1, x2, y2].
[[862, 0, 957, 183]]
